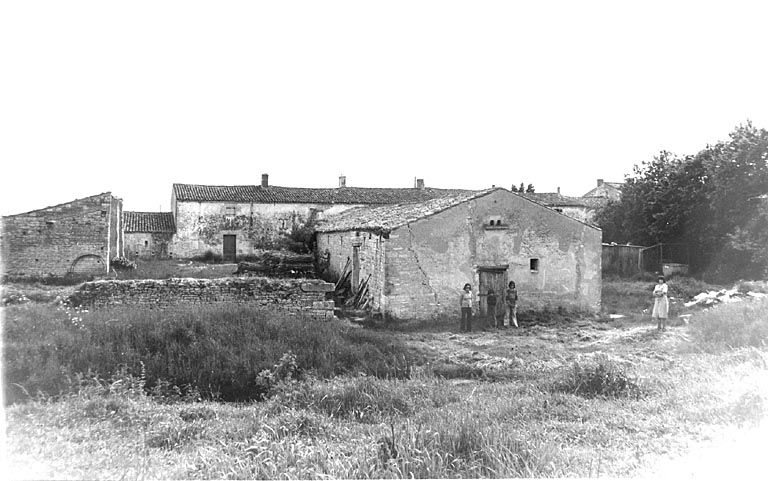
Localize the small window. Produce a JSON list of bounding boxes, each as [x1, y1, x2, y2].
[[280, 219, 286, 229], [486, 215, 504, 228], [225, 206, 236, 217], [144, 240, 149, 247], [101, 210, 107, 217], [530, 258, 539, 272]]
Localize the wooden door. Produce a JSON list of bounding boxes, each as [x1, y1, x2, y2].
[[223, 235, 236, 262], [478, 269, 507, 318]]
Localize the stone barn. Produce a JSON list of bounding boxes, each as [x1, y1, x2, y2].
[[315, 188, 602, 320], [123, 212, 176, 259], [170, 175, 469, 260], [1, 192, 123, 278]]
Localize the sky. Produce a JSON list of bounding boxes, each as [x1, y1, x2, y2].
[[1, 0, 767, 215]]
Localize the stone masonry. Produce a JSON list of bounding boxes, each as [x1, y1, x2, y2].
[[68, 277, 336, 321], [1, 193, 123, 278]]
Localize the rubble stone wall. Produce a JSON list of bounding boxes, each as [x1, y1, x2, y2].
[[1, 193, 121, 278], [69, 277, 336, 320]]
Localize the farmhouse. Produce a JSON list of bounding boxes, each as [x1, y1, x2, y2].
[[583, 178, 624, 203], [315, 188, 602, 320], [169, 175, 470, 260], [1, 193, 123, 277], [522, 189, 595, 223]]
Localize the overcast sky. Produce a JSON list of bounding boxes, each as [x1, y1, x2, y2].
[[1, 1, 767, 215]]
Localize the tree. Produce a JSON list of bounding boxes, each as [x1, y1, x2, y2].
[[519, 182, 525, 193], [594, 122, 768, 281], [526, 184, 535, 193], [510, 184, 518, 192]]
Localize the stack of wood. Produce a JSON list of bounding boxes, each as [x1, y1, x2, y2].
[[333, 259, 371, 311], [235, 252, 315, 278]]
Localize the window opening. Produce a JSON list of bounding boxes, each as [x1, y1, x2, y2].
[[530, 258, 539, 271]]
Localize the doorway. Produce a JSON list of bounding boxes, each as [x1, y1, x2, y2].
[[223, 235, 236, 262], [478, 267, 508, 321]]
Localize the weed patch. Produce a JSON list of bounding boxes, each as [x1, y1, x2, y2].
[[553, 356, 645, 399], [3, 304, 414, 403], [690, 298, 768, 350]]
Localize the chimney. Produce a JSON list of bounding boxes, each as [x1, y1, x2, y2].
[[339, 175, 346, 188], [557, 186, 561, 194], [597, 178, 604, 187], [415, 178, 425, 190], [261, 174, 269, 188]]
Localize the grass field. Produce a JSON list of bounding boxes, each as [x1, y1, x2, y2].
[[4, 277, 768, 478]]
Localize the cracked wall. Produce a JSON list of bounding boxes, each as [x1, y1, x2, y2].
[[384, 189, 601, 319]]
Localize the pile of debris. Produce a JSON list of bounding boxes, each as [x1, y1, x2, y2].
[[684, 286, 767, 308], [235, 252, 315, 279]]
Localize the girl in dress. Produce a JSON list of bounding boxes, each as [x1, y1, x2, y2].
[[652, 276, 669, 330]]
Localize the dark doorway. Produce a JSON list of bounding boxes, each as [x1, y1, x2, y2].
[[223, 235, 236, 262], [478, 267, 508, 321]]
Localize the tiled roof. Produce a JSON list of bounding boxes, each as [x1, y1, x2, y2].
[[172, 183, 472, 204], [520, 192, 590, 207], [583, 182, 624, 199], [315, 189, 498, 233], [123, 212, 176, 233]]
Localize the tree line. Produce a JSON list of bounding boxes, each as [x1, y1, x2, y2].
[[595, 122, 768, 281]]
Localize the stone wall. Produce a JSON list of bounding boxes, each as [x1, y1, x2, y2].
[[68, 277, 336, 320], [170, 201, 361, 258], [125, 232, 174, 259], [1, 193, 122, 278]]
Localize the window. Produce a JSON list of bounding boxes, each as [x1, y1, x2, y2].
[[530, 258, 539, 272], [485, 215, 505, 229], [225, 206, 236, 217], [144, 240, 149, 247]]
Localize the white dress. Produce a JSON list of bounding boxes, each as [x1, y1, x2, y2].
[[652, 283, 669, 319]]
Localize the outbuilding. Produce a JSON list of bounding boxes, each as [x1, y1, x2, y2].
[[315, 188, 602, 320]]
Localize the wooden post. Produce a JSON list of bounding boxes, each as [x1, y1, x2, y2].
[[351, 237, 362, 294]]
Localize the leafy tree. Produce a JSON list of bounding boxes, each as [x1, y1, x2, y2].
[[595, 122, 768, 281], [526, 184, 535, 193], [510, 184, 519, 192], [519, 182, 525, 193]]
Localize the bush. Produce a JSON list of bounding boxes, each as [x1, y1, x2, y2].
[[190, 250, 223, 264], [554, 356, 644, 399], [110, 257, 137, 271], [2, 304, 414, 404], [690, 298, 768, 350]]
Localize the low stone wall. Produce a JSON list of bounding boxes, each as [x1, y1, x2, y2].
[[69, 277, 335, 320]]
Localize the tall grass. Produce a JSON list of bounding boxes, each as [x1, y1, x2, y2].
[[2, 303, 413, 404], [690, 298, 768, 351]]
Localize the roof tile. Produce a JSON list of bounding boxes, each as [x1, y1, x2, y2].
[[315, 189, 498, 233], [123, 212, 176, 233], [172, 183, 473, 204]]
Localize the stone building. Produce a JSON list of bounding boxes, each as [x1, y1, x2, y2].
[[1, 193, 123, 278], [522, 189, 595, 223], [123, 212, 176, 259], [315, 188, 602, 320], [583, 178, 623, 203], [170, 175, 469, 261]]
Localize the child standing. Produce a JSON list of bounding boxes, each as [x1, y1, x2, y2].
[[505, 281, 519, 328], [652, 276, 669, 330], [486, 288, 498, 328], [459, 283, 473, 332]]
